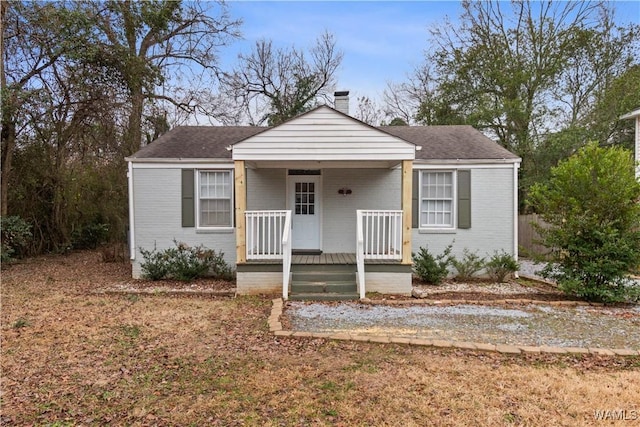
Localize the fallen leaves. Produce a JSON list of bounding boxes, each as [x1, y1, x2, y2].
[[1, 250, 639, 426]]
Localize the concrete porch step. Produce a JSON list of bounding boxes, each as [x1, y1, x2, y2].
[[289, 263, 359, 301], [292, 272, 355, 283], [291, 281, 357, 294], [288, 292, 360, 301], [291, 263, 357, 273]]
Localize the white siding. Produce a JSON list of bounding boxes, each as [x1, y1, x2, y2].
[[131, 168, 237, 278], [131, 164, 516, 278], [412, 167, 515, 266], [323, 168, 401, 253], [636, 117, 640, 179], [233, 107, 415, 161], [243, 167, 401, 253], [246, 169, 286, 210]]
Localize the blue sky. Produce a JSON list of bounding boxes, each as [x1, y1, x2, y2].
[[218, 0, 640, 107]]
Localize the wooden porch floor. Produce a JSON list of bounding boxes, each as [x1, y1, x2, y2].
[[246, 253, 401, 265], [293, 252, 355, 264]]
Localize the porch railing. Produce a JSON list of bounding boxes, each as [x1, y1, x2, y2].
[[245, 210, 292, 299], [356, 210, 404, 299], [359, 210, 403, 260], [246, 210, 289, 259]]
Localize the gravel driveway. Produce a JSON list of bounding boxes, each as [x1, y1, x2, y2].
[[285, 302, 640, 350]]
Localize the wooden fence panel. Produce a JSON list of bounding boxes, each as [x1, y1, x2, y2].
[[518, 214, 551, 258]]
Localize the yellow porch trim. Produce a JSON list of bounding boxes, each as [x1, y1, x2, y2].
[[401, 160, 413, 264], [234, 160, 247, 263]]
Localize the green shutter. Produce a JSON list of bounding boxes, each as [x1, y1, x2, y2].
[[181, 169, 195, 227], [412, 170, 419, 228], [457, 170, 471, 229]]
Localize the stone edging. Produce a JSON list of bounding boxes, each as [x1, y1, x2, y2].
[[360, 298, 604, 307], [267, 298, 640, 357]]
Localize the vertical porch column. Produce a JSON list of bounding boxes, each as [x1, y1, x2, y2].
[[635, 116, 640, 179], [401, 160, 413, 264], [235, 160, 247, 264]]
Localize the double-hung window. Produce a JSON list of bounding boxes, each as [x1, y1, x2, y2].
[[198, 170, 233, 228], [420, 171, 455, 228]]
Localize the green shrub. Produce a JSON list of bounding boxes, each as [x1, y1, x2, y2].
[[529, 142, 640, 303], [486, 251, 519, 282], [12, 318, 30, 329], [451, 248, 485, 281], [71, 222, 110, 249], [1, 216, 32, 262], [139, 240, 234, 281], [139, 245, 170, 280], [163, 241, 213, 281], [209, 249, 235, 281], [412, 244, 453, 284]]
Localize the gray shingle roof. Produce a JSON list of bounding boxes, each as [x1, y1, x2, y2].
[[129, 124, 519, 161], [129, 126, 266, 159], [379, 125, 519, 160]]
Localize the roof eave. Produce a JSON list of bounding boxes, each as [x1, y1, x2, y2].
[[414, 158, 522, 165], [125, 157, 231, 163], [620, 108, 640, 120]]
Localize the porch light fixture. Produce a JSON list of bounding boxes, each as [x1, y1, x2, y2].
[[338, 187, 352, 196]]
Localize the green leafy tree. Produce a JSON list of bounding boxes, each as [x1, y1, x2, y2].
[[387, 117, 408, 126], [528, 143, 640, 302], [2, 1, 240, 254], [423, 1, 639, 151], [87, 0, 241, 155], [586, 65, 640, 151], [1, 1, 90, 216], [388, 1, 639, 210]]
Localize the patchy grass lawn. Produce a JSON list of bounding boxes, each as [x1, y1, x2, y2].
[[2, 251, 639, 426]]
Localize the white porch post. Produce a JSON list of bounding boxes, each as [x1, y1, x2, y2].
[[635, 115, 640, 179], [401, 160, 413, 264]]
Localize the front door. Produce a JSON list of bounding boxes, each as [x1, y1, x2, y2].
[[288, 173, 321, 251]]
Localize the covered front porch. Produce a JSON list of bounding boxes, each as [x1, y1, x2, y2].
[[236, 208, 413, 299], [229, 106, 417, 299]]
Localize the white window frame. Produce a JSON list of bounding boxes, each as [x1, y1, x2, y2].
[[196, 169, 234, 230], [419, 170, 457, 230]]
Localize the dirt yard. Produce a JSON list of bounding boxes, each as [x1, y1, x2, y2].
[[2, 251, 639, 426]]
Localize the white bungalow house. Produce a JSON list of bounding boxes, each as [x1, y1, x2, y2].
[[126, 93, 521, 300]]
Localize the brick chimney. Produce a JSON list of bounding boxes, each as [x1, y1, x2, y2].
[[334, 91, 349, 115]]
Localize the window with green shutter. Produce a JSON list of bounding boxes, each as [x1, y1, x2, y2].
[[182, 169, 235, 228], [413, 169, 471, 230], [198, 170, 233, 227]]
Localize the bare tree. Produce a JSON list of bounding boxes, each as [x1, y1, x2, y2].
[[354, 95, 384, 125], [398, 0, 612, 156], [383, 65, 437, 125], [219, 31, 343, 125]]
